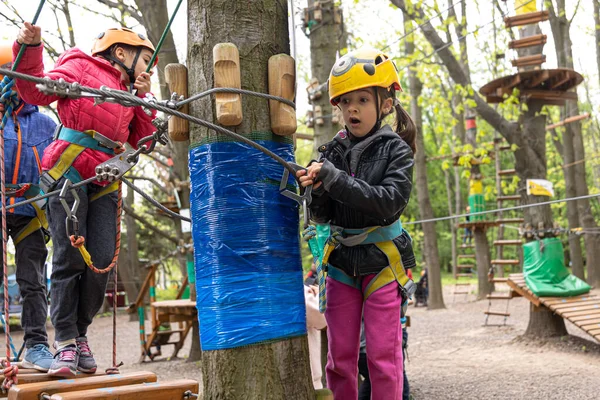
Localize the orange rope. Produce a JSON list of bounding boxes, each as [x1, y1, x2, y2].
[[68, 182, 122, 275]]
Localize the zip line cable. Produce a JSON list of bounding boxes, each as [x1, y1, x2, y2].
[[404, 192, 600, 226]]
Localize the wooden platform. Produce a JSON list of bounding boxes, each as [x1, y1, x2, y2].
[[457, 221, 498, 229], [507, 273, 600, 343], [479, 69, 583, 105]]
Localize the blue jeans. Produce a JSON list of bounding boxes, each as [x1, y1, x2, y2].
[[46, 178, 116, 341]]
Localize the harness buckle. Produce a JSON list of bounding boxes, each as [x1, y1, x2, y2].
[[91, 131, 119, 150], [279, 163, 313, 228], [58, 179, 81, 238], [39, 172, 58, 194], [95, 149, 138, 182]]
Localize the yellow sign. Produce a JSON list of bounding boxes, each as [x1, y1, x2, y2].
[[515, 0, 537, 15], [527, 179, 554, 197]]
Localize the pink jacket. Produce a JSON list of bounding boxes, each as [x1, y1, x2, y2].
[[13, 42, 156, 185]]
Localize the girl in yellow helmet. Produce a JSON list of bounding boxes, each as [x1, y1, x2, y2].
[[13, 21, 157, 378], [297, 47, 416, 400]]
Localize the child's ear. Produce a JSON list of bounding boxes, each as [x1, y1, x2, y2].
[[381, 97, 394, 115], [113, 46, 126, 62]]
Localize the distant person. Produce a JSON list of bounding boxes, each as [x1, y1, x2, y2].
[[304, 281, 327, 389], [0, 45, 55, 371], [463, 205, 473, 244]]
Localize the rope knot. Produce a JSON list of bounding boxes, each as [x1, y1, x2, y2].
[[1, 359, 18, 390], [70, 235, 85, 248]]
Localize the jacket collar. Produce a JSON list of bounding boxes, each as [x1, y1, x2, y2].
[[333, 124, 398, 174]]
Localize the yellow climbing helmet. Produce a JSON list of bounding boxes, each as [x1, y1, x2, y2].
[[328, 47, 402, 106], [0, 44, 13, 80], [91, 27, 158, 67]]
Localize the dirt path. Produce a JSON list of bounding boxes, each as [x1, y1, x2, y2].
[[5, 285, 600, 399]]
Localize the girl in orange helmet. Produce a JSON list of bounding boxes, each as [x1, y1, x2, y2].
[[13, 22, 157, 378], [297, 47, 416, 399]]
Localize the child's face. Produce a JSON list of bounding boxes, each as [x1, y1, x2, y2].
[[338, 89, 392, 137], [114, 46, 154, 83]]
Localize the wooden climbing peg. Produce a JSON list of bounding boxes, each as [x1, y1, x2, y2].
[[268, 54, 297, 136], [333, 6, 342, 24], [306, 110, 314, 128], [213, 43, 243, 126], [313, 1, 322, 21], [165, 64, 189, 141], [314, 105, 324, 126], [306, 78, 322, 101]]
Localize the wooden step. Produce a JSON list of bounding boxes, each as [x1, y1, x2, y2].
[[512, 54, 546, 68], [495, 218, 524, 224], [460, 244, 474, 249], [487, 294, 512, 300], [454, 282, 471, 286], [497, 195, 521, 202], [456, 273, 473, 278], [504, 10, 550, 28], [5, 371, 107, 386], [493, 239, 523, 246], [48, 379, 199, 400], [497, 169, 516, 176], [508, 34, 547, 49], [458, 254, 474, 259], [492, 259, 520, 265], [484, 311, 511, 317], [457, 265, 474, 269], [8, 371, 157, 400], [491, 278, 509, 283], [499, 144, 512, 151]]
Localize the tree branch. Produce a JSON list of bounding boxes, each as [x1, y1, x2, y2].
[[96, 0, 143, 25], [123, 204, 178, 244], [391, 0, 517, 143]]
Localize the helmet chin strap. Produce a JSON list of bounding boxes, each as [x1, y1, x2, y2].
[[105, 47, 143, 93]]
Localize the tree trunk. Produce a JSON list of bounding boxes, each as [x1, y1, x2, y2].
[[474, 229, 492, 300], [525, 303, 567, 338], [308, 0, 342, 156], [394, 0, 566, 337], [123, 186, 141, 321], [404, 15, 445, 309], [593, 0, 600, 92], [546, 0, 586, 280], [188, 1, 313, 397]]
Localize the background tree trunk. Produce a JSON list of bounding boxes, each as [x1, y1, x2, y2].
[[188, 0, 313, 397], [308, 0, 342, 156], [547, 0, 600, 286], [404, 14, 445, 309]]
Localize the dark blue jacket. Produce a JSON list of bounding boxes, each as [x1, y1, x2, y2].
[[4, 102, 56, 217]]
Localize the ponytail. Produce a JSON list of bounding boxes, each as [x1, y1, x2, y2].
[[393, 103, 417, 155], [378, 87, 417, 155]]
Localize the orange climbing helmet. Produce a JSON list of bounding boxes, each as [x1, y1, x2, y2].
[[329, 47, 402, 106], [0, 44, 13, 80], [91, 27, 158, 66]]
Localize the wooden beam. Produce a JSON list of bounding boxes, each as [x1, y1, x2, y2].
[[48, 379, 199, 400], [504, 11, 550, 28], [508, 34, 547, 49], [511, 54, 546, 68], [546, 113, 590, 131]]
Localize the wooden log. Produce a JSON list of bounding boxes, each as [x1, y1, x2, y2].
[[10, 371, 107, 386], [8, 372, 157, 400], [268, 54, 297, 136], [508, 34, 547, 49], [213, 43, 243, 126], [48, 379, 199, 400], [164, 64, 189, 141], [545, 113, 590, 131]]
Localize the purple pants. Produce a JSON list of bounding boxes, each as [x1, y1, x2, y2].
[[325, 274, 403, 400]]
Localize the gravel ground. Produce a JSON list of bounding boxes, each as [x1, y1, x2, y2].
[[4, 284, 600, 399]]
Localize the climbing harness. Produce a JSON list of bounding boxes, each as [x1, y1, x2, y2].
[[305, 219, 416, 313]]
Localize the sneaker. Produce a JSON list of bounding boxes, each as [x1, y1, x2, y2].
[[22, 344, 54, 372], [48, 345, 79, 378], [76, 336, 97, 373]]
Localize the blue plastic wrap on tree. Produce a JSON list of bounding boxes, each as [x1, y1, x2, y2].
[[189, 140, 306, 350]]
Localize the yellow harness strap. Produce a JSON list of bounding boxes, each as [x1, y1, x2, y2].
[[13, 202, 49, 245], [47, 144, 86, 182], [363, 241, 410, 300], [90, 181, 119, 203]]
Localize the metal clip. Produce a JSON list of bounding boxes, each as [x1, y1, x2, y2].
[[59, 180, 80, 238], [279, 163, 313, 228], [95, 149, 138, 182]]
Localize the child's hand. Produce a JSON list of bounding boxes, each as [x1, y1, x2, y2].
[[0, 104, 4, 114], [296, 162, 323, 189], [17, 22, 42, 46], [114, 141, 126, 155], [134, 72, 152, 96]]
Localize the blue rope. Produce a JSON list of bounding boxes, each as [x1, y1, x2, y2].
[[0, 313, 19, 361]]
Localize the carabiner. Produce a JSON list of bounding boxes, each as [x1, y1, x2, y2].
[[279, 163, 313, 228], [58, 179, 81, 238]]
